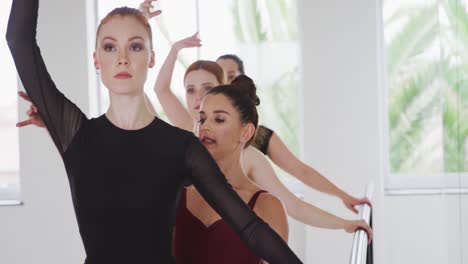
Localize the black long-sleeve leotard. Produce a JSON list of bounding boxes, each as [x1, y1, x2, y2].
[[6, 1, 302, 263]]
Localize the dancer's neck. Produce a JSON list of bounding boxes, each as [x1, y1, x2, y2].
[[105, 92, 154, 130]]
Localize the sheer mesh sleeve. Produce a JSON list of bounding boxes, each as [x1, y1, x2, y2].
[[252, 125, 274, 155], [6, 0, 85, 155], [184, 135, 302, 264]]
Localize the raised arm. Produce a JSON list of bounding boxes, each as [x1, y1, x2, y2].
[[6, 0, 85, 155], [267, 132, 372, 213], [184, 135, 302, 264], [153, 34, 200, 131], [244, 146, 373, 240]]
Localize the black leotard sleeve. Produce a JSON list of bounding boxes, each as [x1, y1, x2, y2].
[[185, 135, 302, 264], [252, 125, 274, 155], [6, 0, 86, 155]]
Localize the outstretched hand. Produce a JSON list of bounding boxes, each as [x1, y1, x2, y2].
[[342, 195, 372, 214], [138, 0, 162, 20], [17, 91, 45, 128], [172, 32, 202, 52], [344, 219, 373, 244]]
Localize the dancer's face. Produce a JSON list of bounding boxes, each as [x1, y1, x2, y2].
[[184, 70, 220, 120], [197, 94, 254, 160], [216, 59, 241, 84], [94, 16, 155, 95]]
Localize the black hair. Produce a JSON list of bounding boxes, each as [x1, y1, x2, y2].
[[206, 75, 259, 146], [217, 54, 245, 74]]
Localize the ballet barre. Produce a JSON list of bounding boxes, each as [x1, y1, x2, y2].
[[349, 183, 373, 264]]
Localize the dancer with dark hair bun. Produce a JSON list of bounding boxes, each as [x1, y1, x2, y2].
[[150, 35, 372, 239], [148, 26, 372, 237], [174, 75, 289, 264]]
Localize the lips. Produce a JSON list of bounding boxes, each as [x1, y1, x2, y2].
[[114, 72, 132, 79], [201, 135, 216, 146], [194, 105, 200, 111]]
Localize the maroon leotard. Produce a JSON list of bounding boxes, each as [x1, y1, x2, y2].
[[174, 189, 269, 264]]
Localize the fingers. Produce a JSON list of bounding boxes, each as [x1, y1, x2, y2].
[[182, 36, 202, 48], [361, 198, 373, 207], [350, 196, 372, 208], [139, 2, 153, 14], [173, 37, 202, 51], [363, 222, 373, 244], [18, 91, 32, 103], [344, 200, 359, 214], [139, 0, 161, 19], [16, 93, 44, 128], [190, 33, 201, 42], [26, 105, 39, 116], [16, 119, 33, 127], [149, 9, 162, 18], [355, 220, 373, 244], [18, 92, 39, 113], [142, 2, 154, 10], [348, 204, 358, 214]]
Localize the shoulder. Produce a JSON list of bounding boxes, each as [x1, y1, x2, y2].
[[243, 146, 276, 181], [254, 192, 288, 240], [244, 145, 263, 156], [243, 145, 267, 164], [242, 146, 265, 178], [254, 192, 287, 220]]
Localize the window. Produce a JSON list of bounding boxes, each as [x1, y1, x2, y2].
[[0, 0, 21, 204], [384, 0, 468, 191], [95, 0, 300, 180]]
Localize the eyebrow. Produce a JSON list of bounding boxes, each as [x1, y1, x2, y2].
[[128, 36, 144, 41], [199, 110, 231, 115], [214, 110, 230, 115], [102, 36, 144, 42], [102, 36, 117, 42]]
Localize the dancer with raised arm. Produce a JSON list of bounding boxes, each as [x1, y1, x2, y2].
[[6, 1, 302, 263]]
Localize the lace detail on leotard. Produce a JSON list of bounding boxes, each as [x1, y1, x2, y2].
[[251, 125, 274, 155]]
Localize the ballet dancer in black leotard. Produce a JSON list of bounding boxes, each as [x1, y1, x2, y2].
[[5, 1, 302, 263]]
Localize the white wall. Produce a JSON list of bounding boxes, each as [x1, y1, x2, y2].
[[297, 0, 385, 263], [385, 195, 467, 264], [0, 0, 90, 263]]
